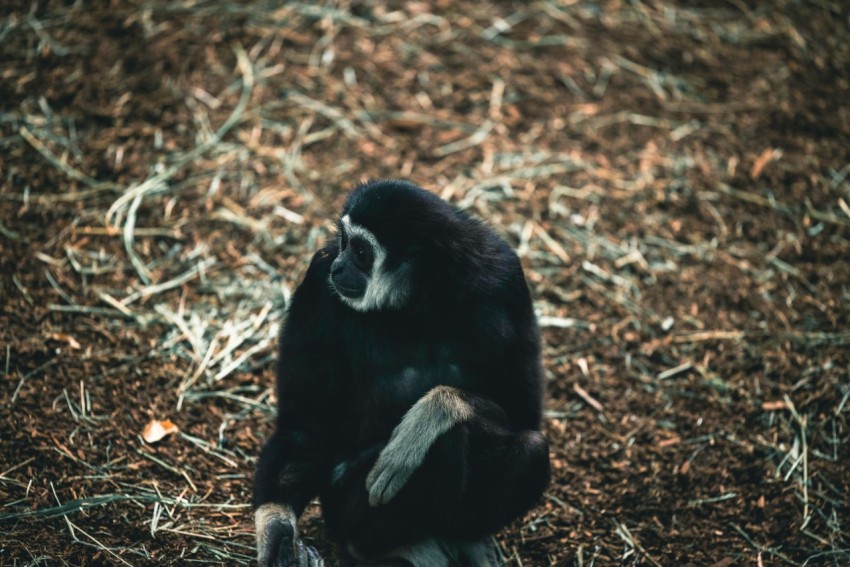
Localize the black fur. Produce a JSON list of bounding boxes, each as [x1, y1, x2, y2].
[[254, 180, 549, 563]]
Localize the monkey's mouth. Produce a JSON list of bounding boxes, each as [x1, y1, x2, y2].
[[332, 281, 364, 299]]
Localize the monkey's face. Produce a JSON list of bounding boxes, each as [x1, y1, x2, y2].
[[330, 215, 374, 300], [330, 215, 412, 312]]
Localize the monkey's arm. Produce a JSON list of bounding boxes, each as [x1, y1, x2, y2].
[[254, 427, 326, 566], [254, 248, 340, 566], [366, 386, 509, 507], [254, 345, 334, 566]]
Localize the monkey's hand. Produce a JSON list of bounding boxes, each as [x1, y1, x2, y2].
[[255, 503, 324, 567], [367, 386, 472, 506]]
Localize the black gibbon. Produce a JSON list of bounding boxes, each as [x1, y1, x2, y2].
[[254, 180, 549, 566]]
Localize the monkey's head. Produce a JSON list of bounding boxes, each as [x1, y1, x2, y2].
[[329, 179, 477, 313]]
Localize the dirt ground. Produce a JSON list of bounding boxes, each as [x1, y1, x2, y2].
[[1, 1, 849, 565]]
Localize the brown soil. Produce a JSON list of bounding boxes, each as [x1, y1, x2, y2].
[[1, 1, 848, 565]]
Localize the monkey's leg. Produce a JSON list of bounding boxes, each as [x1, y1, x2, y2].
[[439, 427, 550, 539], [321, 390, 549, 560], [384, 536, 502, 567]]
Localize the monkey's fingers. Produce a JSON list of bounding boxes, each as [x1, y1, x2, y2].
[[296, 540, 325, 567], [275, 524, 324, 567], [255, 517, 295, 567], [366, 458, 414, 507]]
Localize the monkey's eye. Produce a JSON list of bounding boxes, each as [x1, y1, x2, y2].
[[340, 231, 348, 251], [349, 238, 374, 272]]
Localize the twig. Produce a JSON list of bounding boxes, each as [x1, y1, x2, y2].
[[657, 362, 693, 380], [537, 316, 591, 329], [534, 223, 572, 264], [784, 395, 811, 528], [687, 492, 738, 507], [572, 383, 604, 414], [433, 120, 494, 158], [19, 126, 119, 193], [717, 183, 850, 228], [12, 359, 57, 404], [613, 522, 663, 567], [731, 523, 797, 565], [671, 330, 745, 343], [121, 257, 217, 305], [287, 91, 361, 139], [134, 447, 198, 493]]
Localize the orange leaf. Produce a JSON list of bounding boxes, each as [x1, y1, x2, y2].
[[50, 333, 81, 349], [751, 148, 780, 179], [142, 419, 179, 444]]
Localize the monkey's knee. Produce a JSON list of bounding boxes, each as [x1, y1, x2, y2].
[[413, 423, 471, 497], [515, 430, 550, 496], [493, 430, 550, 523], [443, 429, 548, 538]]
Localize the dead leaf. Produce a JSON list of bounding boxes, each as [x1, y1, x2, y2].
[[659, 435, 682, 448], [751, 148, 781, 179], [142, 419, 179, 444], [50, 333, 81, 349]]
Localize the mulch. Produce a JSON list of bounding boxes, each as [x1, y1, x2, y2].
[[1, 1, 848, 565]]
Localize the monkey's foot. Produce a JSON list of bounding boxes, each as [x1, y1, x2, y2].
[[256, 504, 324, 567], [382, 536, 501, 567], [459, 538, 502, 567]]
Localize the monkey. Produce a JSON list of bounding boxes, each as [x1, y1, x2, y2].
[[253, 180, 550, 566]]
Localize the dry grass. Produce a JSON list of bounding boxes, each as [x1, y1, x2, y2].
[[1, 1, 849, 565]]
